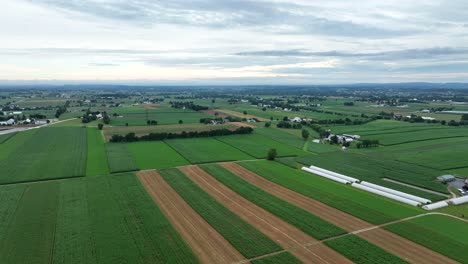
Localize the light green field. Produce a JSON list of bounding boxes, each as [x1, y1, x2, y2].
[[105, 143, 139, 173], [165, 137, 253, 163], [0, 132, 16, 144], [385, 215, 468, 263], [217, 134, 306, 158], [364, 127, 468, 145], [239, 160, 422, 224], [127, 141, 190, 169], [86, 128, 110, 176], [254, 127, 306, 149], [0, 175, 199, 264], [110, 109, 212, 126], [0, 127, 87, 184]]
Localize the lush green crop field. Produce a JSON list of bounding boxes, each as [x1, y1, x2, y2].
[[104, 123, 236, 136], [364, 127, 468, 145], [296, 152, 447, 199], [159, 169, 282, 258], [218, 134, 306, 158], [239, 161, 421, 224], [251, 252, 302, 264], [384, 215, 468, 263], [0, 175, 199, 264], [86, 128, 110, 176], [127, 141, 190, 169], [327, 120, 438, 135], [307, 142, 340, 153], [165, 137, 253, 163], [105, 143, 139, 173], [325, 235, 409, 264], [0, 129, 37, 160], [0, 132, 16, 144], [0, 127, 87, 184], [200, 164, 346, 239], [254, 127, 306, 149]]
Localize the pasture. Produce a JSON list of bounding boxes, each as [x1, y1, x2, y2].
[[218, 133, 306, 158], [384, 215, 468, 263], [0, 175, 199, 264], [159, 169, 282, 258], [239, 160, 422, 224], [105, 143, 139, 173], [0, 127, 87, 184], [127, 141, 190, 169], [165, 137, 253, 163]]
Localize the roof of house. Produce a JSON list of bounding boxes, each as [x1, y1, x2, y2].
[[437, 175, 456, 181]]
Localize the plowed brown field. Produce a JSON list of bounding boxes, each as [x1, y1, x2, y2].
[[221, 162, 459, 264], [179, 165, 352, 264], [137, 170, 245, 264]]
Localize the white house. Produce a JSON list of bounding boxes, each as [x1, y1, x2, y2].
[[0, 119, 15, 126], [420, 109, 431, 113], [96, 113, 103, 119], [290, 117, 303, 122]]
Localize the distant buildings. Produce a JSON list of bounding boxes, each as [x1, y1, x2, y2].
[[437, 175, 456, 183], [0, 119, 15, 126]]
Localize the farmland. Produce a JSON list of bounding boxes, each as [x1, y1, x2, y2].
[[0, 127, 87, 184], [165, 137, 253, 163], [105, 143, 139, 173], [127, 141, 190, 169], [0, 132, 16, 144], [86, 128, 109, 176], [109, 108, 213, 126]]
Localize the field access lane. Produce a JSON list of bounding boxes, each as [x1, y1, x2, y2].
[[179, 165, 352, 264], [137, 170, 245, 264], [221, 162, 459, 264]]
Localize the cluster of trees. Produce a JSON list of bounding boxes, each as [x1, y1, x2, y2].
[[55, 101, 70, 118], [169, 101, 209, 111], [110, 126, 254, 142], [343, 102, 354, 106], [82, 110, 110, 124], [146, 120, 158, 125], [277, 121, 302, 129], [29, 114, 47, 119], [356, 139, 380, 148]]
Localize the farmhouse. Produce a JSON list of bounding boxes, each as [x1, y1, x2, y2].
[[421, 116, 435, 121], [420, 109, 431, 113], [290, 117, 303, 122], [0, 119, 15, 126], [437, 175, 456, 183]]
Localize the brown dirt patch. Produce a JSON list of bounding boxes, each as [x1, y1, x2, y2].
[[221, 162, 458, 264], [137, 170, 245, 264], [179, 165, 352, 264]]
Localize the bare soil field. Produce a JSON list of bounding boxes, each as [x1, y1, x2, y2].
[[137, 170, 245, 264], [179, 165, 352, 264], [221, 162, 458, 264]]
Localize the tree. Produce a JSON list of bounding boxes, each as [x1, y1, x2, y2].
[[179, 120, 183, 124], [98, 123, 104, 130], [147, 120, 151, 126], [264, 122, 271, 128], [301, 129, 310, 140], [243, 110, 248, 115], [262, 107, 267, 111], [267, 148, 277, 160], [462, 114, 468, 121]]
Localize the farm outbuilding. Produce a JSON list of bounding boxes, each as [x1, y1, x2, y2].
[[437, 175, 456, 183], [448, 196, 468, 205], [301, 167, 350, 184], [360, 181, 431, 204], [351, 183, 421, 207], [422, 201, 449, 210]]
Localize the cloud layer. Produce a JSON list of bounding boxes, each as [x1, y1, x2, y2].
[[0, 0, 467, 83]]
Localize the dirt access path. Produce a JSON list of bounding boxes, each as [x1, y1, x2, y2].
[[137, 170, 245, 264], [179, 165, 351, 264], [221, 162, 459, 264]]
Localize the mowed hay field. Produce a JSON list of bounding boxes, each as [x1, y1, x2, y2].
[[0, 127, 87, 184], [0, 174, 199, 264], [165, 138, 253, 163], [217, 133, 306, 158], [127, 141, 190, 169]]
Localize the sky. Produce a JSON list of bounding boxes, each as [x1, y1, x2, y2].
[[1, 0, 468, 84]]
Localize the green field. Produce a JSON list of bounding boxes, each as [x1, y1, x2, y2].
[[159, 169, 283, 258], [0, 174, 199, 264], [86, 128, 110, 176], [251, 252, 302, 264], [239, 160, 422, 224], [165, 137, 253, 163], [254, 127, 306, 149], [218, 134, 306, 158], [0, 132, 16, 144], [110, 109, 212, 126], [0, 127, 87, 184], [200, 164, 346, 239], [384, 215, 468, 263], [364, 127, 468, 145], [105, 143, 139, 173], [296, 152, 447, 199], [127, 141, 190, 169], [325, 235, 409, 264]]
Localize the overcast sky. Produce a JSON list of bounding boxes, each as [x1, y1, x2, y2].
[[1, 0, 468, 84]]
